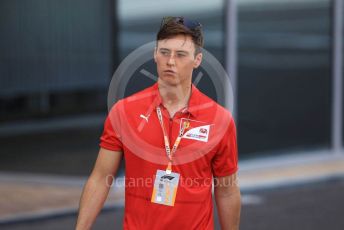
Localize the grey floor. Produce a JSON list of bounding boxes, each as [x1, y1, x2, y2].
[[1, 178, 344, 230]]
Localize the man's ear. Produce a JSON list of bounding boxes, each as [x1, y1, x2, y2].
[[193, 52, 203, 68], [153, 47, 157, 63]]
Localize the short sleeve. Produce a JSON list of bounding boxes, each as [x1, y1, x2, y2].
[[211, 116, 238, 177], [99, 103, 123, 151]]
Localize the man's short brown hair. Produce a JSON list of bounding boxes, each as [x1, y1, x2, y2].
[[156, 17, 204, 54]]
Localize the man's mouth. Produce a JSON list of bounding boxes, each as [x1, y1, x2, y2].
[[164, 70, 176, 74]]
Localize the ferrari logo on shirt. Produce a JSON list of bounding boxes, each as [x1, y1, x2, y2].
[[183, 121, 190, 129], [182, 125, 210, 142]]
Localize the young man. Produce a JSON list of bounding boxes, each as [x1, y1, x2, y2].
[[76, 17, 241, 230]]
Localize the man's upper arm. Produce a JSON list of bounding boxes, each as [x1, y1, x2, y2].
[[92, 148, 123, 178], [214, 173, 239, 191], [212, 115, 238, 177], [96, 102, 124, 178]]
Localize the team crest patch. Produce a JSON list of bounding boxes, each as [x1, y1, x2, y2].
[[182, 123, 210, 142]]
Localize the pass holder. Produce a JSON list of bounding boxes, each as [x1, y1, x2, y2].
[[166, 161, 172, 174], [151, 169, 180, 206], [152, 106, 186, 206]]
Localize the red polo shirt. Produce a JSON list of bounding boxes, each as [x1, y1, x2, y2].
[[100, 83, 238, 230]]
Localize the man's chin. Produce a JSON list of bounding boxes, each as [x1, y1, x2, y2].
[[158, 76, 181, 86]]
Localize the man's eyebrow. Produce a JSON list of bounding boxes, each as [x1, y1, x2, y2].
[[176, 50, 189, 54], [159, 48, 170, 51]]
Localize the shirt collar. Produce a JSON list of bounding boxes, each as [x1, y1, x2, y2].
[[151, 82, 200, 117]]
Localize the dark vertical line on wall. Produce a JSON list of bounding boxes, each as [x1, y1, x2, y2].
[[109, 0, 118, 78]]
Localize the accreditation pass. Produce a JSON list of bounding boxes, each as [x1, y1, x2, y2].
[[151, 170, 180, 206]]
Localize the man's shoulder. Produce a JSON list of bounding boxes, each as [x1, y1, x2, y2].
[[124, 84, 156, 102], [194, 89, 235, 140], [195, 87, 233, 120]]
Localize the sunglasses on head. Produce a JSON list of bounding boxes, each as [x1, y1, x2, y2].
[[160, 17, 202, 30]]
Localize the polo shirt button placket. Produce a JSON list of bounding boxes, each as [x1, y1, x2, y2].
[[168, 117, 173, 145]]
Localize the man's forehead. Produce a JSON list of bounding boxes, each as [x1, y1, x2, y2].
[[157, 36, 194, 51]]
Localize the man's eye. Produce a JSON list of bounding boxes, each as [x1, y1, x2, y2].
[[177, 53, 186, 57], [160, 50, 169, 56]]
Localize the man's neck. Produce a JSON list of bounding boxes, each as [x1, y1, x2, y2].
[[158, 80, 192, 116]]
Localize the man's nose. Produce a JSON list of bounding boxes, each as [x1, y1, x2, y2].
[[167, 54, 176, 66]]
